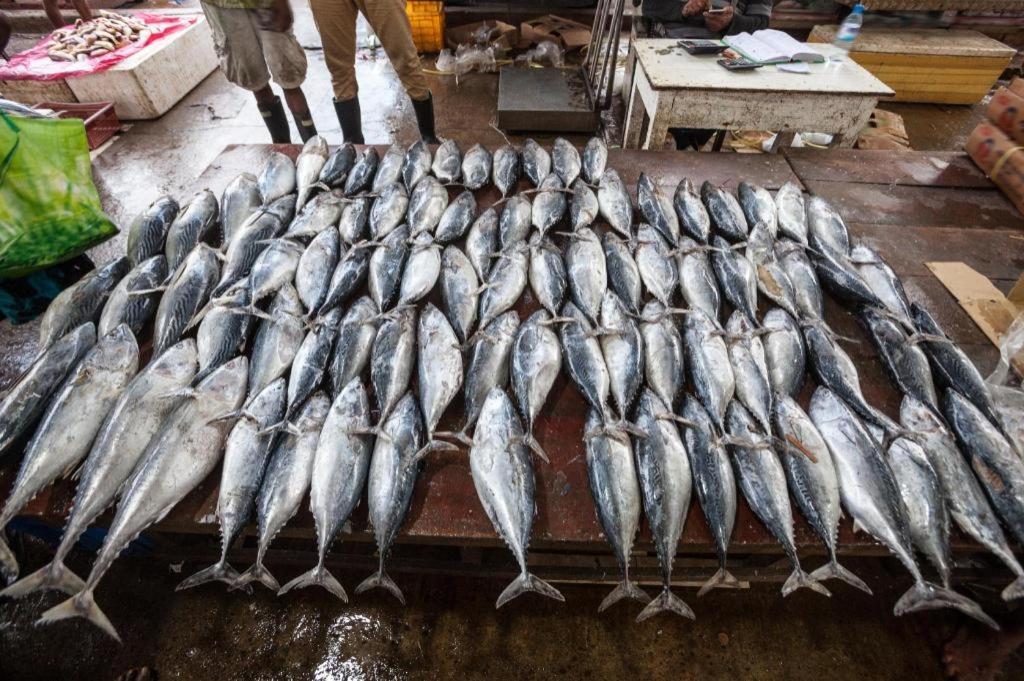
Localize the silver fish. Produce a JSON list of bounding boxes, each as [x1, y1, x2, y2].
[[295, 135, 329, 210], [441, 245, 479, 343], [337, 196, 371, 244], [38, 257, 129, 351], [398, 233, 442, 305], [319, 143, 357, 188], [370, 182, 409, 239], [774, 182, 807, 245], [432, 137, 462, 184], [98, 255, 167, 337], [465, 208, 499, 282], [265, 193, 297, 226], [286, 191, 344, 241], [532, 174, 567, 235], [598, 168, 633, 237], [417, 303, 464, 445], [581, 136, 607, 184], [408, 175, 449, 236], [889, 436, 951, 587], [477, 242, 528, 330], [761, 308, 806, 398], [344, 147, 379, 196], [447, 310, 520, 440], [850, 244, 913, 325], [701, 181, 747, 242], [638, 173, 679, 246], [684, 308, 734, 430], [747, 225, 800, 320], [600, 290, 644, 422], [634, 224, 677, 306], [259, 151, 297, 203], [499, 193, 532, 248], [373, 144, 406, 193], [493, 144, 520, 196], [640, 300, 684, 410], [402, 140, 431, 190], [286, 307, 342, 420], [127, 196, 178, 266], [565, 226, 606, 325], [248, 237, 304, 303], [775, 240, 824, 320], [676, 237, 720, 320], [329, 296, 380, 396], [317, 241, 371, 315], [296, 228, 341, 314], [371, 306, 418, 424], [214, 208, 283, 297], [673, 178, 710, 244], [165, 190, 218, 273], [552, 137, 581, 186], [462, 143, 492, 190], [813, 249, 886, 310], [194, 287, 252, 384], [152, 245, 219, 357], [603, 232, 642, 315], [511, 310, 562, 461], [738, 181, 777, 237], [859, 307, 938, 412], [570, 178, 599, 230], [435, 189, 476, 244], [248, 283, 305, 399], [368, 225, 410, 311], [725, 311, 772, 435], [709, 235, 757, 324], [527, 234, 567, 316], [521, 138, 551, 186], [806, 195, 850, 258], [559, 301, 613, 424]]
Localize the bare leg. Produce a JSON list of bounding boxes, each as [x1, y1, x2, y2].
[[282, 87, 316, 141], [42, 0, 65, 29], [69, 0, 92, 22], [0, 13, 11, 57], [253, 84, 276, 107]]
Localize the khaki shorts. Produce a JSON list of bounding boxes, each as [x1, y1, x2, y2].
[[200, 2, 307, 91]]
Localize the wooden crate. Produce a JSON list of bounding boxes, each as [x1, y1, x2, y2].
[[0, 77, 77, 107], [809, 26, 1014, 105]]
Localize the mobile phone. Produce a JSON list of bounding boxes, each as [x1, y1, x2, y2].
[[717, 57, 762, 71], [706, 7, 726, 12], [677, 39, 727, 55]]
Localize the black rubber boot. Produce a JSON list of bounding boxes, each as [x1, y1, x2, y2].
[[411, 93, 438, 144], [258, 95, 292, 144], [333, 97, 364, 144]]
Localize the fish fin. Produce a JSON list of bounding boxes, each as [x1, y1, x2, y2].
[[697, 567, 741, 597], [618, 420, 649, 439], [413, 439, 460, 463], [524, 434, 549, 464], [1002, 576, 1024, 602], [598, 579, 650, 612], [37, 590, 122, 643], [355, 569, 405, 604], [278, 565, 348, 601], [0, 533, 17, 584], [895, 581, 1000, 630], [126, 286, 166, 297], [159, 387, 197, 401], [0, 560, 84, 598], [496, 572, 564, 609], [852, 519, 865, 535], [781, 568, 830, 598], [434, 430, 473, 448], [176, 561, 240, 591], [635, 588, 695, 622], [233, 563, 280, 592], [256, 420, 287, 437], [809, 560, 872, 595]]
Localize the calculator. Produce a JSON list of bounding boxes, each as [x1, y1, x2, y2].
[[717, 57, 763, 71], [677, 39, 727, 55]]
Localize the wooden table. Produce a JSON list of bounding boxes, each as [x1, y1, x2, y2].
[[622, 39, 895, 151], [2, 146, 1022, 588]]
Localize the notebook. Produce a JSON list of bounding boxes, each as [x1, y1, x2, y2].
[[723, 29, 825, 65]]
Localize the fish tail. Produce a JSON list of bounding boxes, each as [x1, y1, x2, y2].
[[176, 560, 240, 592], [495, 571, 564, 609], [233, 562, 280, 592], [636, 588, 695, 623], [37, 589, 122, 643], [598, 579, 650, 613], [782, 567, 831, 598], [1002, 575, 1024, 602], [524, 434, 549, 464], [0, 530, 17, 585], [355, 568, 406, 605], [894, 581, 1000, 630], [809, 559, 873, 595], [278, 565, 348, 602], [0, 560, 84, 598], [697, 567, 741, 597]]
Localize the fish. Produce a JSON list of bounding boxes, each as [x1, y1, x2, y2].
[[638, 173, 679, 246], [38, 257, 129, 351], [126, 196, 178, 266], [259, 151, 296, 203], [1, 340, 197, 599], [775, 240, 824, 320], [603, 232, 642, 315], [368, 225, 410, 311], [432, 138, 462, 184], [737, 181, 777, 237], [849, 244, 912, 325], [408, 175, 449, 236], [247, 283, 305, 399], [806, 195, 850, 258], [583, 410, 648, 611], [499, 193, 532, 248], [417, 303, 464, 447], [329, 296, 380, 396], [214, 209, 284, 297], [747, 226, 800, 320], [640, 300, 684, 410], [279, 379, 373, 599], [358, 391, 425, 603], [680, 395, 740, 595], [564, 227, 606, 324], [559, 302, 613, 425], [477, 242, 528, 330], [888, 436, 951, 587], [98, 255, 167, 337], [675, 237, 720, 320], [263, 193, 297, 225], [372, 144, 405, 193], [194, 287, 252, 384], [465, 208, 499, 282], [285, 307, 343, 420], [440, 245, 479, 344], [521, 138, 551, 187], [725, 400, 829, 597], [295, 135, 329, 210], [318, 242, 371, 315], [0, 326, 138, 583], [581, 136, 608, 184], [761, 308, 806, 397], [684, 309, 735, 431], [435, 190, 477, 244], [552, 137, 581, 186], [247, 237, 304, 303], [511, 310, 562, 461], [319, 142, 357, 188], [338, 196, 371, 244], [402, 140, 431, 190], [673, 178, 711, 244], [462, 143, 492, 190], [633, 389, 694, 621], [774, 182, 807, 245], [152, 244, 220, 357], [599, 290, 644, 422], [176, 377, 284, 591], [810, 386, 996, 627], [701, 181, 747, 242], [901, 395, 1024, 601], [286, 191, 345, 241], [344, 147, 379, 196], [709, 235, 757, 324], [859, 307, 938, 412], [370, 306, 418, 424], [471, 388, 564, 608], [725, 311, 773, 435], [493, 144, 521, 196], [398, 233, 442, 305], [165, 190, 218, 273], [236, 391, 330, 591], [38, 358, 248, 641], [570, 178, 599, 230], [773, 395, 870, 593], [527, 234, 567, 316], [295, 228, 341, 314], [532, 174, 567, 235], [598, 168, 633, 237], [813, 250, 887, 310], [634, 224, 678, 306]]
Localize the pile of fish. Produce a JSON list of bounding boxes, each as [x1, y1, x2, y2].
[[0, 134, 1022, 641], [45, 11, 150, 62]]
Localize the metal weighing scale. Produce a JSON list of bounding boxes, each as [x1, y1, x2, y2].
[[496, 0, 626, 133]]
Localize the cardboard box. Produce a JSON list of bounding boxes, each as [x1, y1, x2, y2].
[[446, 20, 517, 52], [519, 15, 591, 51]]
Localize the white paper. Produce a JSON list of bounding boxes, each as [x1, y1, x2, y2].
[[777, 62, 811, 74]]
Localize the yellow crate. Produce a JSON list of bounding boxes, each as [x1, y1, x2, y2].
[[406, 1, 445, 54]]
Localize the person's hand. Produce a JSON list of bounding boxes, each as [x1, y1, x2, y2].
[[703, 5, 733, 33], [261, 0, 293, 32], [682, 0, 707, 16]]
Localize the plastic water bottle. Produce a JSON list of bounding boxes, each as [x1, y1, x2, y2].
[[833, 4, 865, 56]]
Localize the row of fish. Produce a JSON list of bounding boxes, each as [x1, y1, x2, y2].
[[0, 135, 1020, 639]]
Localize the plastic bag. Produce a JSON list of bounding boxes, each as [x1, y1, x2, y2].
[[0, 113, 117, 278], [985, 312, 1024, 450], [516, 40, 565, 68], [435, 45, 496, 76]]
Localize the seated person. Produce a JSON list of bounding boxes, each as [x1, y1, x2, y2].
[[42, 0, 92, 29]]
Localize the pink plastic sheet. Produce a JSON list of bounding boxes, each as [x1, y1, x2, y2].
[[0, 13, 196, 82]]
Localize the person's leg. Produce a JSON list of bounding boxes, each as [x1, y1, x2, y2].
[[0, 13, 11, 58], [42, 0, 65, 29], [357, 0, 436, 142], [68, 0, 92, 22], [259, 26, 317, 141], [308, 0, 362, 142]]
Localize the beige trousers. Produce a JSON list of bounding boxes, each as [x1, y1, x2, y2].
[[308, 0, 430, 101]]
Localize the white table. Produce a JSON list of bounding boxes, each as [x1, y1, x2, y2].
[[622, 39, 895, 151]]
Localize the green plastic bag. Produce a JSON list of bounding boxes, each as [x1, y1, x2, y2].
[[0, 112, 117, 278]]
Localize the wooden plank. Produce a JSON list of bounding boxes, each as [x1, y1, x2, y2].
[[784, 149, 993, 189], [808, 26, 1016, 58]]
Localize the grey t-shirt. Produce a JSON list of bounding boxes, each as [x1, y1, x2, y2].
[[642, 0, 772, 38]]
